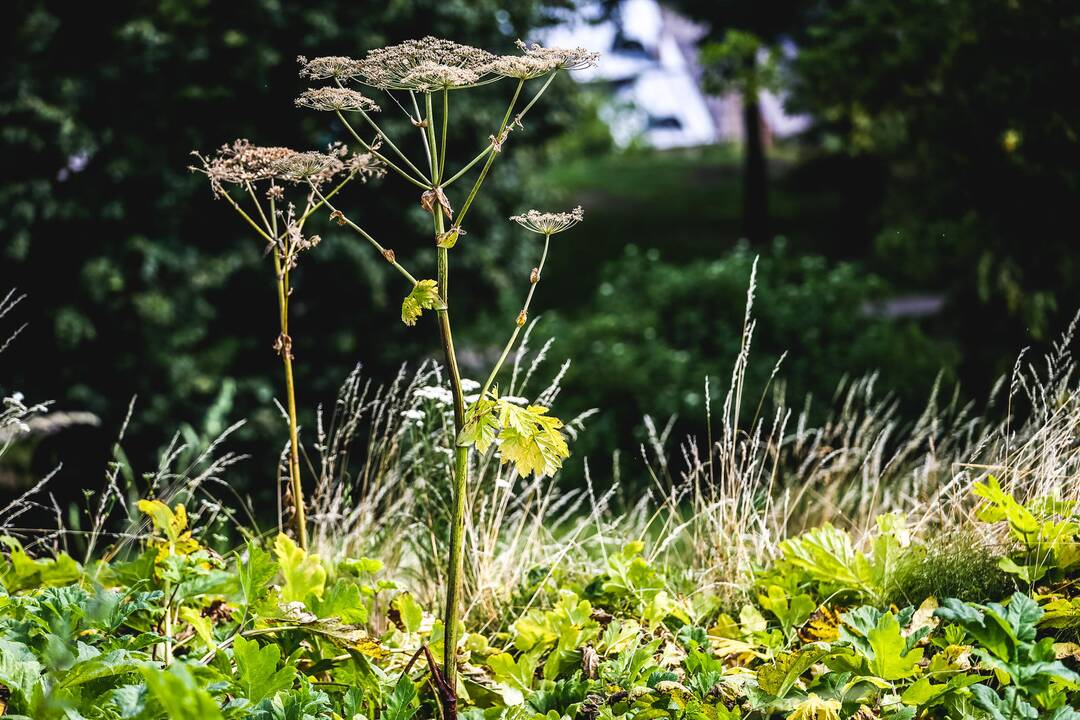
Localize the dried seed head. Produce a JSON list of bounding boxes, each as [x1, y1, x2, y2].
[[514, 40, 599, 72], [357, 36, 496, 91], [190, 140, 299, 194], [266, 185, 285, 201], [488, 54, 558, 80], [346, 150, 386, 180], [295, 87, 381, 113], [297, 55, 364, 81], [272, 151, 344, 187], [509, 205, 584, 235]]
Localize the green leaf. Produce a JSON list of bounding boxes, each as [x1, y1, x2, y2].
[[757, 585, 815, 637], [315, 579, 368, 624], [970, 684, 1039, 720], [274, 533, 326, 604], [391, 592, 423, 634], [936, 597, 1012, 662], [755, 643, 837, 698], [142, 664, 225, 720], [384, 675, 419, 720], [458, 395, 499, 452], [0, 639, 43, 712], [239, 541, 279, 609], [488, 651, 539, 691], [865, 610, 923, 680], [58, 648, 152, 689], [777, 524, 879, 598], [233, 636, 296, 705], [400, 279, 442, 326]]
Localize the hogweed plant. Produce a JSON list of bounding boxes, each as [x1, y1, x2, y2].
[[190, 140, 385, 550], [195, 36, 598, 709]]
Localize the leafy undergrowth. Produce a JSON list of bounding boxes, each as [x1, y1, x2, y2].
[[0, 480, 1078, 720]]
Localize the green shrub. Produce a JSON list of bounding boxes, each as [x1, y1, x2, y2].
[[886, 529, 1015, 606]]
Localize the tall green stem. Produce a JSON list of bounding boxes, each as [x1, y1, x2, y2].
[[236, 185, 308, 549], [424, 91, 469, 699], [273, 249, 308, 550]]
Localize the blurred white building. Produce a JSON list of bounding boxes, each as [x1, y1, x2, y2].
[[536, 0, 810, 149]]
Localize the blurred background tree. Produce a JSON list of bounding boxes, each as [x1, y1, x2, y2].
[[3, 0, 1078, 515], [0, 0, 589, 507]]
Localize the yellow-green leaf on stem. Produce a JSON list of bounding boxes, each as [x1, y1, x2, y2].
[[401, 279, 443, 326]]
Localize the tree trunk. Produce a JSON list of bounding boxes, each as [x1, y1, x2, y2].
[[741, 90, 769, 244]]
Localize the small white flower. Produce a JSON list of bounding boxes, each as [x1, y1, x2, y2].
[[460, 378, 480, 392], [401, 409, 425, 421], [414, 386, 453, 404]]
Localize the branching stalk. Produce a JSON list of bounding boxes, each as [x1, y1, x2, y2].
[[230, 184, 308, 550], [336, 111, 430, 190], [480, 233, 551, 396], [308, 183, 419, 286]]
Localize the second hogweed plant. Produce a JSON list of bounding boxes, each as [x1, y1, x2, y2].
[[192, 36, 597, 711]]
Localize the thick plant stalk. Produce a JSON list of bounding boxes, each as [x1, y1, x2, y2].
[[423, 89, 470, 696], [273, 252, 308, 551]]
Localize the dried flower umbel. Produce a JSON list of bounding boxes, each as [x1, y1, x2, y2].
[[515, 40, 599, 71], [297, 54, 364, 81], [488, 40, 599, 80], [204, 35, 597, 714], [295, 87, 381, 113], [354, 36, 497, 91], [189, 140, 382, 551], [510, 206, 585, 235], [191, 140, 297, 196]]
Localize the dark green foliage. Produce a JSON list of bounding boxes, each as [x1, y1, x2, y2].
[[0, 1, 574, 498], [546, 241, 958, 457], [1, 484, 1079, 719]]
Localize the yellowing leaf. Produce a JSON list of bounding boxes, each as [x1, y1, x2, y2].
[[458, 395, 498, 452], [137, 499, 188, 544], [757, 644, 838, 698], [798, 604, 842, 643], [495, 402, 569, 478], [787, 693, 841, 720], [274, 533, 326, 604], [401, 279, 443, 326], [179, 607, 217, 651]]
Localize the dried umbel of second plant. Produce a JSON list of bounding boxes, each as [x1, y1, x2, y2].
[[190, 140, 299, 195], [272, 151, 346, 187], [509, 206, 585, 235]]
